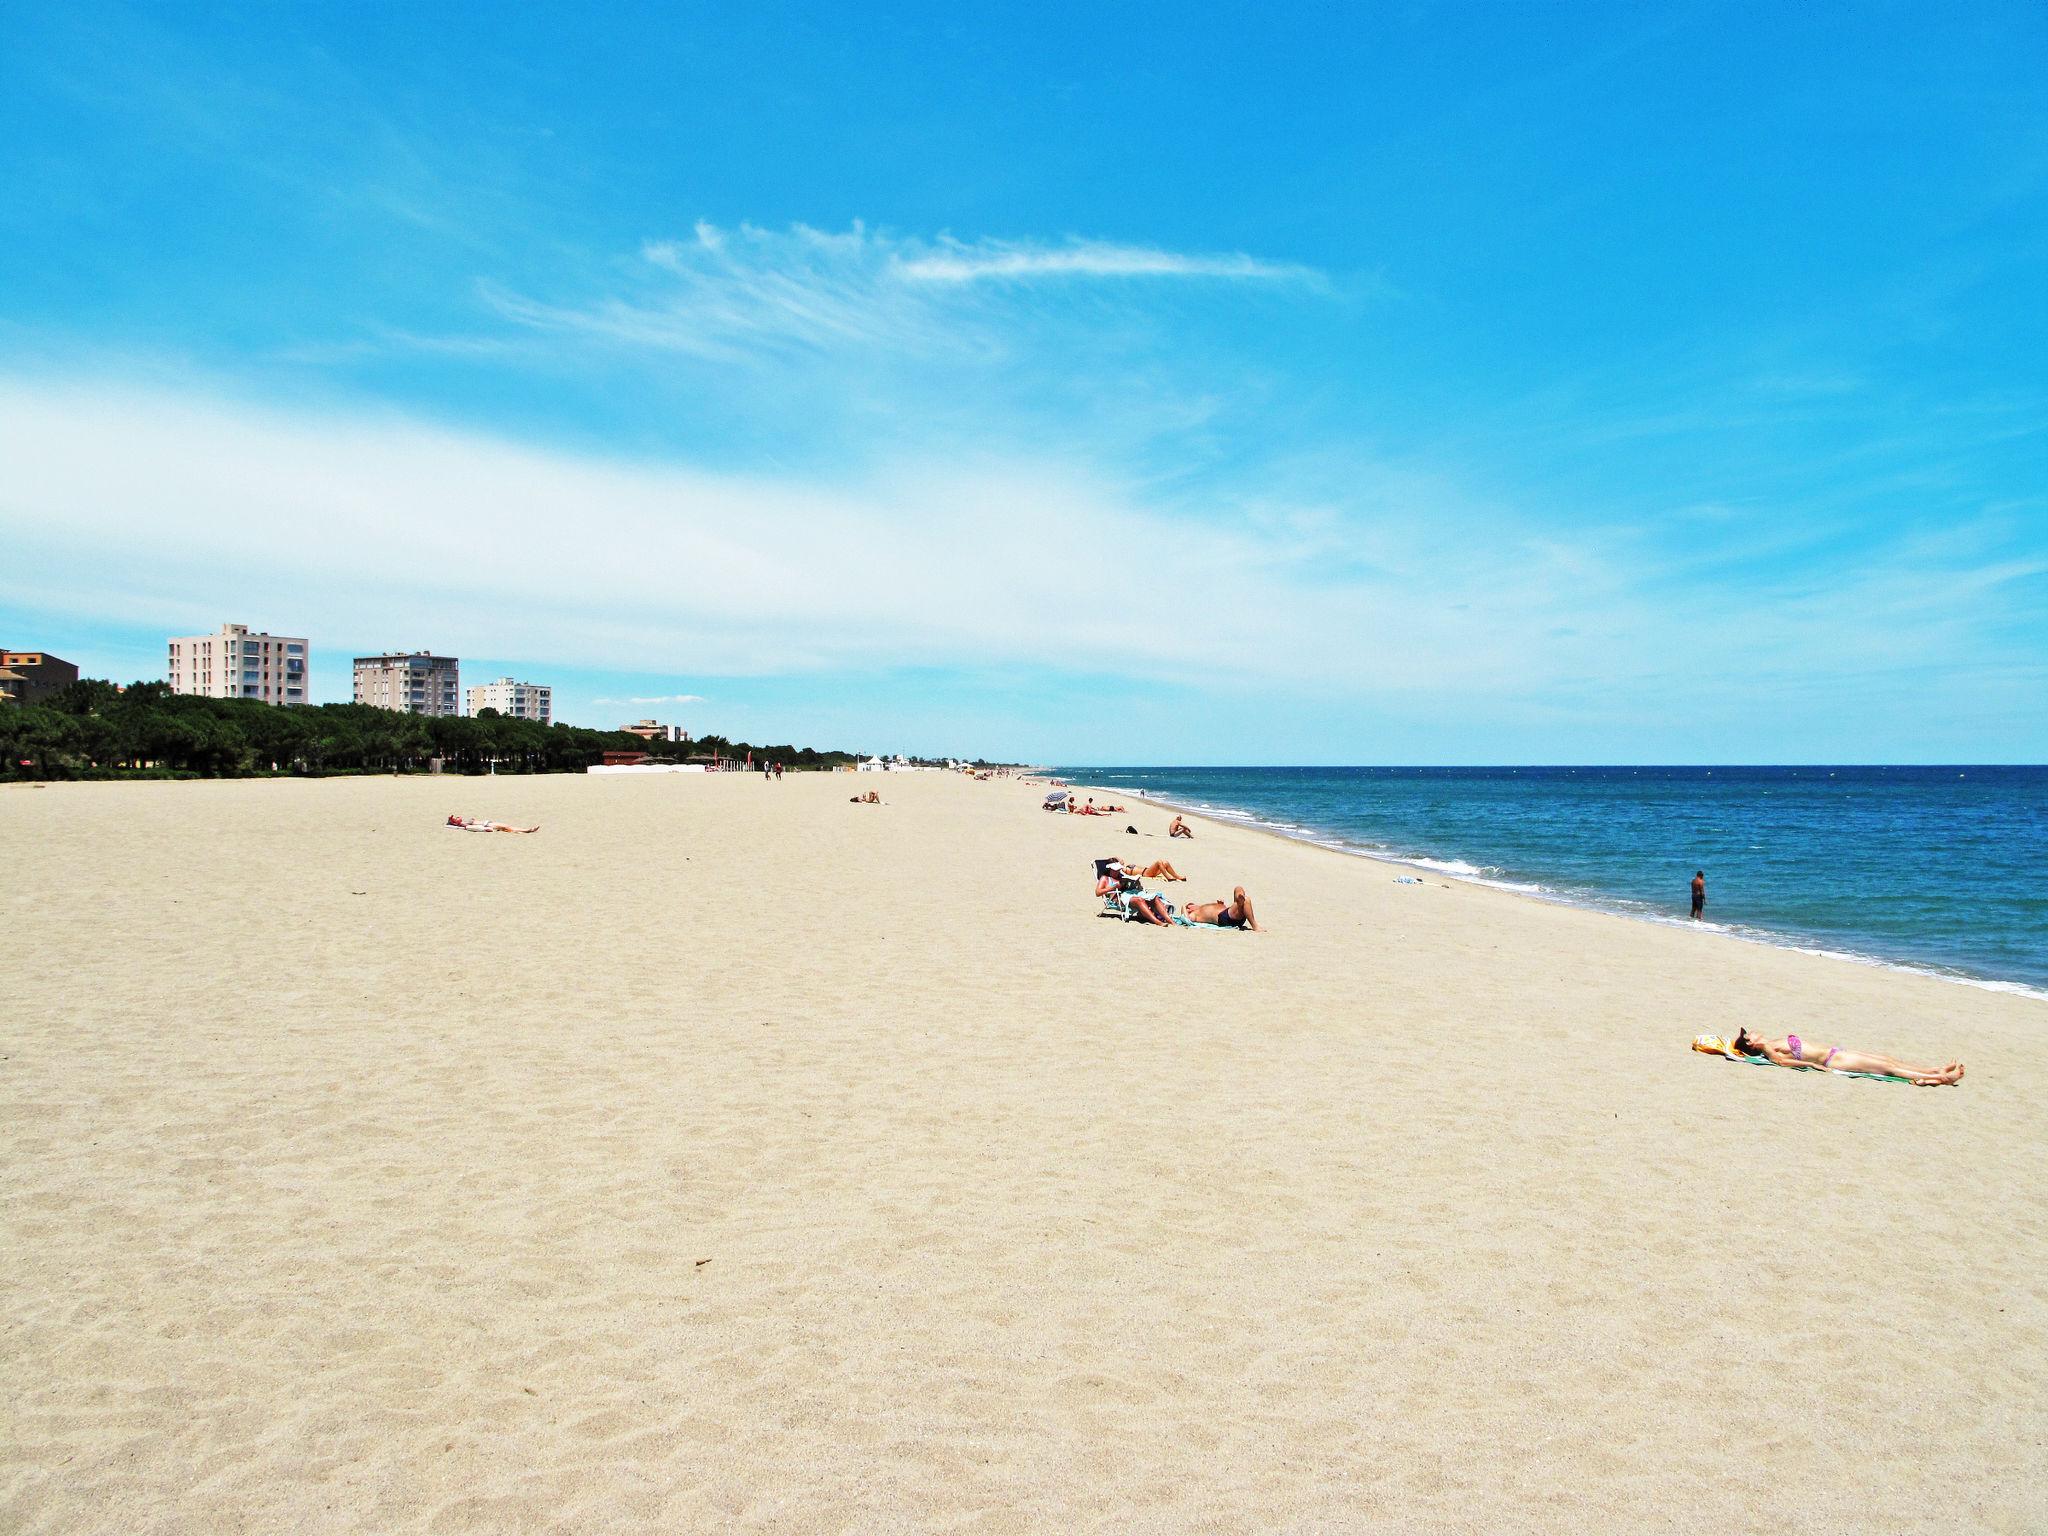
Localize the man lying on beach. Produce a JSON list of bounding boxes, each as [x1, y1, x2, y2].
[[1182, 887, 1261, 931], [850, 791, 881, 804], [1732, 1027, 1962, 1085], [446, 815, 539, 834], [1168, 815, 1193, 839]]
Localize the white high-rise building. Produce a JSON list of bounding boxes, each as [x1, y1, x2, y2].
[[353, 652, 460, 716], [467, 677, 552, 724], [167, 624, 309, 706]]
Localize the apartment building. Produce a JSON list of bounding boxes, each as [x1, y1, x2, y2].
[[353, 652, 460, 716], [0, 650, 79, 705], [622, 718, 690, 743], [467, 677, 552, 724], [167, 625, 308, 705]]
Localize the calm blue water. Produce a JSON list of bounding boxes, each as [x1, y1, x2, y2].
[[1059, 766, 2048, 997]]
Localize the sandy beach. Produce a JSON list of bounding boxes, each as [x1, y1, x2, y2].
[[3, 770, 2043, 1533]]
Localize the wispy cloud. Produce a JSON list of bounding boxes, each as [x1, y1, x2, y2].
[[478, 221, 1322, 361], [593, 694, 707, 706], [890, 236, 1317, 286]]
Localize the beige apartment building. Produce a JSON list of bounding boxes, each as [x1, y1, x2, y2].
[[353, 652, 460, 716], [467, 677, 552, 724], [622, 718, 690, 743], [167, 624, 309, 705], [0, 650, 79, 705]]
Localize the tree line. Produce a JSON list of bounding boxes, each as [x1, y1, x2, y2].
[[0, 680, 861, 779]]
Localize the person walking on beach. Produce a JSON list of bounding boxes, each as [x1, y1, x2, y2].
[[1691, 870, 1706, 920]]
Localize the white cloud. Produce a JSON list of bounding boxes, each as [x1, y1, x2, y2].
[[3, 375, 2039, 745], [891, 237, 1316, 286], [479, 221, 1321, 360], [0, 375, 1589, 691]]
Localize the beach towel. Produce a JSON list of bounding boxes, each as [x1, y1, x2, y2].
[[1690, 1033, 1910, 1082]]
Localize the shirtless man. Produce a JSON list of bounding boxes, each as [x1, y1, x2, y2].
[[1168, 815, 1193, 839], [1183, 886, 1260, 931], [1691, 870, 1706, 920]]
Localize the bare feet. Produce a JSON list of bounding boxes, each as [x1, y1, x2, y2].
[[1910, 1063, 1963, 1086]]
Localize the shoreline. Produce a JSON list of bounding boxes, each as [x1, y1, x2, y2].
[[1064, 776, 2048, 1006]]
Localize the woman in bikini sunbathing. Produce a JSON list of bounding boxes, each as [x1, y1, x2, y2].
[[1732, 1027, 1962, 1086], [1182, 886, 1261, 931], [448, 815, 540, 834], [1119, 858, 1185, 882]]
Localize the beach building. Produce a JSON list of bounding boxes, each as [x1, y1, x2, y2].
[[0, 650, 79, 705], [167, 625, 308, 706], [622, 719, 689, 743], [353, 652, 460, 716], [467, 677, 552, 724]]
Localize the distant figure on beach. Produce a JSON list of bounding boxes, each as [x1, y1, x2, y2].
[[1183, 887, 1261, 931], [446, 815, 539, 834], [850, 790, 881, 804], [1732, 1027, 1963, 1086], [1691, 870, 1706, 920], [1168, 815, 1193, 839]]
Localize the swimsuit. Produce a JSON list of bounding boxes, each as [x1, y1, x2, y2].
[[1215, 902, 1245, 928], [1786, 1034, 1839, 1067]]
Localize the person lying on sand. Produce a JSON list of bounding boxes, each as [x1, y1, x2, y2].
[[849, 791, 881, 804], [1120, 858, 1185, 882], [1168, 815, 1193, 839], [1182, 887, 1261, 931], [1732, 1027, 1962, 1086], [446, 815, 539, 834]]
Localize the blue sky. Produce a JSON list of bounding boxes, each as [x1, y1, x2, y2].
[[2, 1, 2044, 762]]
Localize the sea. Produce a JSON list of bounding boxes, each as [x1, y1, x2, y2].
[[1057, 766, 2048, 999]]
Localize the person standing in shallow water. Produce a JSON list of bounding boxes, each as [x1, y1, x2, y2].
[[1691, 870, 1706, 920]]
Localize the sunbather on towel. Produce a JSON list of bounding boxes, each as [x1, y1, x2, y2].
[[1732, 1027, 1962, 1085], [447, 815, 539, 833], [1182, 886, 1261, 931], [1115, 858, 1185, 882]]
